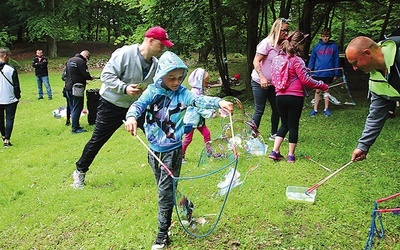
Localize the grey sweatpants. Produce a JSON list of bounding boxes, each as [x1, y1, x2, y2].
[[148, 147, 182, 232]]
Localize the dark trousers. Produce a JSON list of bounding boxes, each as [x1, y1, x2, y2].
[[76, 97, 144, 173], [251, 80, 280, 135], [0, 101, 18, 140], [66, 90, 84, 131], [276, 95, 304, 143]]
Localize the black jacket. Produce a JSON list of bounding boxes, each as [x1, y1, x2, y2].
[[32, 56, 49, 77], [64, 54, 92, 91]]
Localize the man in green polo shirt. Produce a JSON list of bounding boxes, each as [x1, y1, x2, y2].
[[345, 36, 400, 162]]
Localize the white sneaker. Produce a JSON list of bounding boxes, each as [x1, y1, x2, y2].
[[71, 170, 85, 190], [151, 232, 170, 250]]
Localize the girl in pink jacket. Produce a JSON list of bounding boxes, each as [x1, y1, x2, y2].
[[269, 31, 328, 163]]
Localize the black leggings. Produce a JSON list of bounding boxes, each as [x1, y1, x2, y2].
[[276, 95, 304, 143]]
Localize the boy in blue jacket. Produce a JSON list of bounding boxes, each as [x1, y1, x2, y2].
[[308, 28, 340, 117], [124, 51, 233, 250]]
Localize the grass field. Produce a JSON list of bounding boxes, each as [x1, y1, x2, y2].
[[0, 58, 399, 249]]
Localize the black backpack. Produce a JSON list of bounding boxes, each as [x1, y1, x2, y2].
[[386, 36, 400, 93]]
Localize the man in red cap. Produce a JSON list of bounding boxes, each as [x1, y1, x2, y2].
[[71, 26, 174, 190]]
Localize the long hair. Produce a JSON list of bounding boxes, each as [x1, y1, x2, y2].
[[280, 31, 308, 57], [267, 18, 290, 47]]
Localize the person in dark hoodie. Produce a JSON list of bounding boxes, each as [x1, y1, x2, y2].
[[124, 51, 234, 250], [0, 48, 21, 147], [308, 28, 340, 117], [64, 50, 94, 134]]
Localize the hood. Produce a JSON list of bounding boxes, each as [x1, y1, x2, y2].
[[153, 51, 188, 88], [188, 68, 205, 90], [318, 39, 336, 46]]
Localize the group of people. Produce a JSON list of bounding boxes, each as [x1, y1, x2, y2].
[[250, 18, 336, 163], [1, 22, 399, 249], [68, 26, 233, 250]]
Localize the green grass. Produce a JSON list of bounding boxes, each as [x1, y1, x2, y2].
[[0, 64, 399, 250]]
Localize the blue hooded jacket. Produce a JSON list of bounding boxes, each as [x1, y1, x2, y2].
[[308, 39, 340, 78], [126, 51, 221, 152]]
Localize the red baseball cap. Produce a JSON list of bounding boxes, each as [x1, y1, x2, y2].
[[145, 26, 174, 47]]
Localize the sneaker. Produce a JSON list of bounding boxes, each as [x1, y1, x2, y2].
[[152, 232, 170, 250], [269, 134, 288, 141], [72, 128, 87, 134], [268, 151, 284, 161], [71, 170, 86, 189], [287, 154, 296, 163], [324, 109, 332, 117], [205, 142, 213, 157], [309, 110, 318, 116], [245, 120, 260, 138]]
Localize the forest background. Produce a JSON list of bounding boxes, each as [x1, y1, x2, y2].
[[1, 0, 399, 94]]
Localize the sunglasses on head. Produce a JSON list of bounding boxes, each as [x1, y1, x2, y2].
[[280, 17, 290, 24]]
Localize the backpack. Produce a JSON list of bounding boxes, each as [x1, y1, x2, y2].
[[61, 65, 67, 81], [271, 53, 291, 90], [385, 36, 400, 93]]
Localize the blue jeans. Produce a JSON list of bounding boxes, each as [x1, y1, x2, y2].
[[36, 75, 52, 99], [0, 101, 18, 140], [251, 80, 280, 135], [66, 90, 84, 131]]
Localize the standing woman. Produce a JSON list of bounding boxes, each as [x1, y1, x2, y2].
[[0, 48, 21, 147], [250, 18, 289, 140], [268, 31, 328, 163]]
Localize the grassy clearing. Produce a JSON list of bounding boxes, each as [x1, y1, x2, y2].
[[0, 59, 399, 250]]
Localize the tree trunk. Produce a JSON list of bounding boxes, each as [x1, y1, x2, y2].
[[46, 36, 57, 57], [198, 44, 213, 63], [246, 0, 262, 93]]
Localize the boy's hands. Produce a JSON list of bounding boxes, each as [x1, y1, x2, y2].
[[218, 100, 234, 114], [124, 117, 138, 136]]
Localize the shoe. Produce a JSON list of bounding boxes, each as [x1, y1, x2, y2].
[[269, 134, 288, 141], [48, 97, 52, 100], [65, 121, 71, 126], [38, 97, 43, 100], [287, 154, 296, 163], [309, 110, 318, 116], [72, 128, 87, 134], [324, 109, 332, 117], [205, 142, 213, 157], [151, 232, 170, 250], [4, 141, 13, 147], [245, 120, 260, 138], [71, 170, 86, 189], [268, 151, 284, 161], [182, 157, 187, 164]]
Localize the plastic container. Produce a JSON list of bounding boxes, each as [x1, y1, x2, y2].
[[286, 186, 316, 203]]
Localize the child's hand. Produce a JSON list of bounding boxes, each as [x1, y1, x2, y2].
[[218, 100, 234, 114], [124, 117, 138, 136]]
